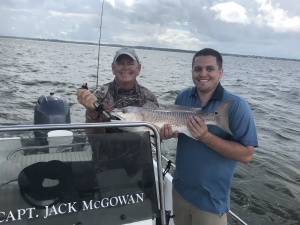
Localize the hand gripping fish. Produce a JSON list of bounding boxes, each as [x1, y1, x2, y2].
[[111, 100, 234, 139]]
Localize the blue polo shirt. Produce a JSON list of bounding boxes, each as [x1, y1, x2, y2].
[[172, 83, 258, 214]]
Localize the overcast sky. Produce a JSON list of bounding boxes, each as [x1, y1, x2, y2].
[[1, 0, 300, 59]]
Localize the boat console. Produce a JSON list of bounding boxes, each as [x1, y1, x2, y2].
[[0, 123, 168, 225]]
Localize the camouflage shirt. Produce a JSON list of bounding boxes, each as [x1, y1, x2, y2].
[[93, 79, 158, 109]]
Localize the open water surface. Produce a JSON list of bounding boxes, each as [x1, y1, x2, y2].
[[0, 37, 300, 225]]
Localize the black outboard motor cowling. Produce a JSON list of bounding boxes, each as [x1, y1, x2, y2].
[[34, 93, 71, 144]]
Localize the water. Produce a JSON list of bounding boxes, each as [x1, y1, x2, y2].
[[1, 37, 300, 225]]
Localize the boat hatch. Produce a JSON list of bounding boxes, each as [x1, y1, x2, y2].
[[0, 123, 167, 225]]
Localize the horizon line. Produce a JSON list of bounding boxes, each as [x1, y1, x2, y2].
[[1, 35, 299, 62]]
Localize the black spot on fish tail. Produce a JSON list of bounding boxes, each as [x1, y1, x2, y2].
[[214, 100, 234, 135]]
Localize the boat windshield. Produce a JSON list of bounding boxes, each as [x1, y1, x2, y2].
[[0, 128, 159, 225]]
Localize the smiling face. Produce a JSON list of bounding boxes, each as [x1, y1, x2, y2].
[[192, 55, 223, 97], [112, 54, 141, 89]]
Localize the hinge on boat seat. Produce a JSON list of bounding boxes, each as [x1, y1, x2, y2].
[[163, 160, 172, 178], [156, 210, 175, 225]]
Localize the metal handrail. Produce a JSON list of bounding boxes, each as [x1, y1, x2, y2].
[[229, 210, 248, 225], [0, 122, 167, 225]]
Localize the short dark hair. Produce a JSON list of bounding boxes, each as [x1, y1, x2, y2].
[[192, 48, 223, 69]]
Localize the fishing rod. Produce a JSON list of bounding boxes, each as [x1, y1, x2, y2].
[[79, 1, 109, 119], [96, 0, 105, 90]]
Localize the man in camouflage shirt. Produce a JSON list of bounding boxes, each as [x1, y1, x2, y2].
[[94, 79, 157, 109], [77, 47, 158, 134]]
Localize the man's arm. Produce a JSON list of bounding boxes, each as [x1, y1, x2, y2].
[[77, 88, 110, 134], [85, 110, 107, 134], [187, 116, 254, 164], [159, 119, 254, 164]]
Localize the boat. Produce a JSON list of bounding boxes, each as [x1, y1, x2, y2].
[[0, 93, 248, 225]]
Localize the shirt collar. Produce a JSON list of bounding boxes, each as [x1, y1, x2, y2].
[[113, 79, 137, 94]]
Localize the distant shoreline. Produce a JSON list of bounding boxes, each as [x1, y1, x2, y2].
[[1, 35, 299, 62]]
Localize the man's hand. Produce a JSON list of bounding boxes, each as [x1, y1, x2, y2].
[[187, 116, 210, 141], [77, 89, 98, 111], [159, 124, 179, 140]]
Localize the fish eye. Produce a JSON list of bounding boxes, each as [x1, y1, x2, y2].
[[214, 112, 218, 115]]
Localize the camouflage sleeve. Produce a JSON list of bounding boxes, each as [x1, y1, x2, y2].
[[93, 83, 110, 101]]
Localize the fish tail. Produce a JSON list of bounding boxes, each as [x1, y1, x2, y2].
[[214, 100, 234, 135]]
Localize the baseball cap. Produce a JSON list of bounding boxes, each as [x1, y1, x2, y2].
[[113, 47, 140, 63]]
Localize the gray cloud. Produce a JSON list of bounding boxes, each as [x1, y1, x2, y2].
[[0, 0, 299, 59]]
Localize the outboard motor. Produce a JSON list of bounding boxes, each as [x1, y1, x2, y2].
[[34, 93, 71, 145]]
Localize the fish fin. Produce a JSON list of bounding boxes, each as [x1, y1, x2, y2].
[[176, 127, 198, 140], [142, 102, 159, 110]]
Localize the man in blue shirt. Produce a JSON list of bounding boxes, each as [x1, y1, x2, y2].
[[160, 48, 258, 225]]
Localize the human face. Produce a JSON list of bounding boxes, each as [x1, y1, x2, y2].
[[192, 55, 223, 96], [112, 54, 141, 89]]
